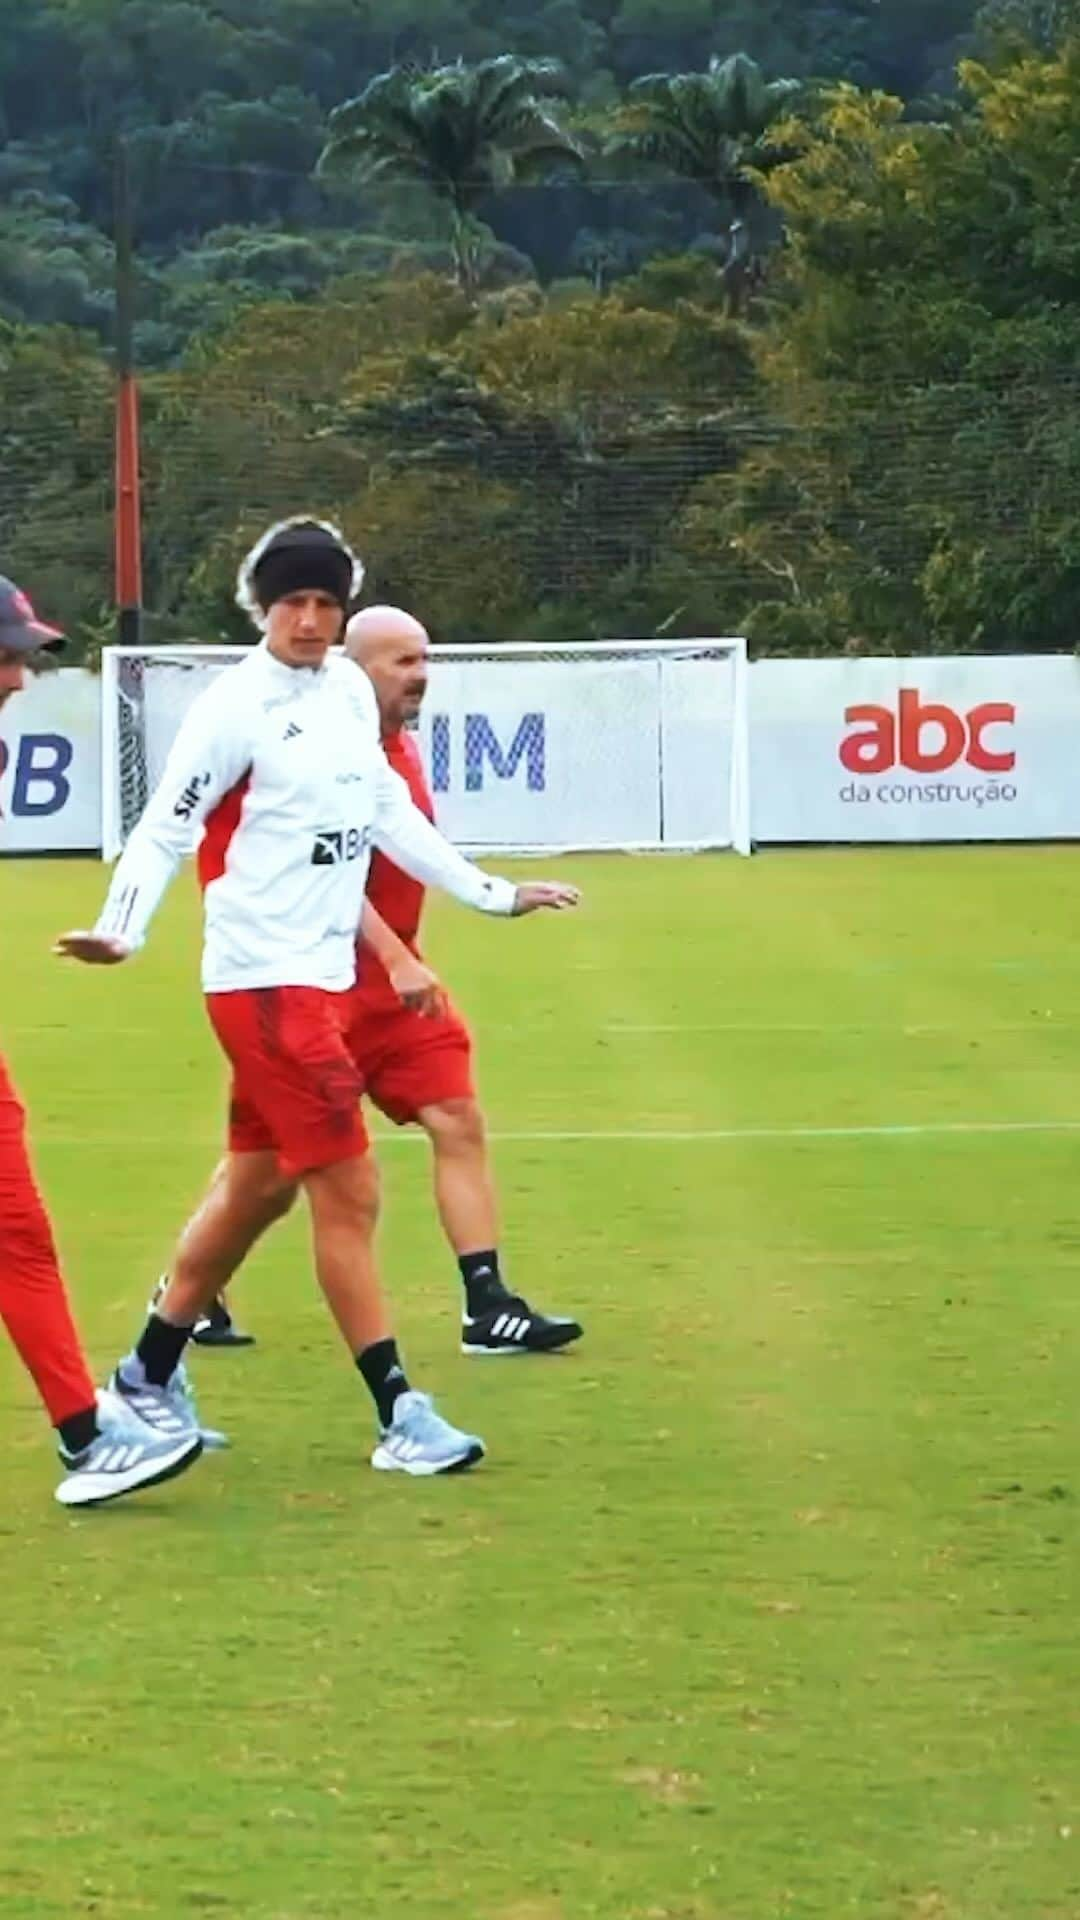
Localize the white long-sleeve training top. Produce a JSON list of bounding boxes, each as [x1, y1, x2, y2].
[[94, 642, 517, 992]]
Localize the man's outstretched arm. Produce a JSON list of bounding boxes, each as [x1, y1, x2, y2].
[[371, 756, 580, 919]]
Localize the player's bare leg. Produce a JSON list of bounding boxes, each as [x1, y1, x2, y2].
[[109, 1153, 295, 1452], [190, 1163, 268, 1349], [119, 1145, 482, 1475], [417, 1096, 583, 1356], [160, 1154, 393, 1358], [302, 1151, 484, 1474], [419, 1097, 499, 1254], [302, 1153, 388, 1352], [160, 1153, 294, 1333]]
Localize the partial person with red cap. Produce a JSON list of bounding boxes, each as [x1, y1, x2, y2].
[[0, 577, 203, 1506]]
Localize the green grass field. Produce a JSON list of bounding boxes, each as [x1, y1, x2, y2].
[[4, 848, 1080, 1920]]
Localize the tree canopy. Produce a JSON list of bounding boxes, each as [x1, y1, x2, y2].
[[6, 0, 1080, 657]]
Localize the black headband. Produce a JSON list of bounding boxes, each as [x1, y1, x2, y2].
[[252, 528, 353, 613]]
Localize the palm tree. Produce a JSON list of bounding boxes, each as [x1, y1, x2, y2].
[[317, 56, 584, 297], [606, 51, 801, 273]]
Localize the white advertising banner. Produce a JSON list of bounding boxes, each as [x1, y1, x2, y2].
[[415, 653, 734, 849], [0, 669, 101, 852], [751, 656, 1080, 842], [10, 654, 1080, 852], [92, 643, 739, 857]]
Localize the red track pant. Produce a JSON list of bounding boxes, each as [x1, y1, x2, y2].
[[0, 1050, 96, 1426]]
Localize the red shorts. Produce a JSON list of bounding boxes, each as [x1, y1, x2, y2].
[[346, 989, 475, 1127], [207, 987, 369, 1179], [216, 985, 474, 1161]]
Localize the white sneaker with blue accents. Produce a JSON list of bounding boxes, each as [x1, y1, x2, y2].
[[55, 1389, 202, 1508], [110, 1355, 230, 1451], [371, 1391, 484, 1477], [169, 1360, 230, 1451]]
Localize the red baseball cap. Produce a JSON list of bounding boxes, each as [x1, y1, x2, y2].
[[0, 576, 65, 654]]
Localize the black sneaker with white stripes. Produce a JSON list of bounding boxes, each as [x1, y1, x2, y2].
[[191, 1296, 256, 1349], [461, 1294, 583, 1356], [149, 1280, 255, 1349]]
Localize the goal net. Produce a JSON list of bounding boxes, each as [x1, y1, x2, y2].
[[101, 639, 751, 860]]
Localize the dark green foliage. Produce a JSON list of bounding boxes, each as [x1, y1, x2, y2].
[[1, 1, 977, 308], [10, 1, 1080, 656]]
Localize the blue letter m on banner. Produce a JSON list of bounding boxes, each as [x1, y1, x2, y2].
[[464, 713, 546, 793]]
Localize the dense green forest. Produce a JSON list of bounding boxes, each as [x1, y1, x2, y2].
[[4, 0, 1080, 653], [0, 0, 981, 345]]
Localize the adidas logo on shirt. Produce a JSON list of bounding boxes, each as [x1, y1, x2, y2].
[[283, 721, 303, 741]]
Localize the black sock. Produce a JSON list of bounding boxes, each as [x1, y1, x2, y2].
[[57, 1405, 100, 1457], [357, 1339, 409, 1428], [135, 1312, 194, 1387], [206, 1296, 232, 1332], [459, 1249, 508, 1316]]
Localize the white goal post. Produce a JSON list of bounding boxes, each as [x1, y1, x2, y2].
[[101, 638, 752, 860]]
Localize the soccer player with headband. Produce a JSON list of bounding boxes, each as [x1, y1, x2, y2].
[[166, 602, 584, 1360], [57, 518, 579, 1478]]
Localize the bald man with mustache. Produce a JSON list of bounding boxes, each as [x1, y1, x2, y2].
[[170, 606, 583, 1360]]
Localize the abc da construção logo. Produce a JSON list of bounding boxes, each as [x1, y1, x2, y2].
[[838, 688, 1016, 775]]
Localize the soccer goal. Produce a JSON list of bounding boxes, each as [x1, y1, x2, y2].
[[100, 638, 751, 860]]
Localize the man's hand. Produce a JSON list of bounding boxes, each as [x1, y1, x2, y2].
[[388, 953, 448, 1020], [54, 930, 133, 965], [511, 882, 581, 916]]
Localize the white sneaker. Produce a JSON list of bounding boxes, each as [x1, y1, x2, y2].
[[111, 1356, 229, 1451], [169, 1360, 230, 1451], [371, 1390, 484, 1477], [56, 1393, 202, 1508]]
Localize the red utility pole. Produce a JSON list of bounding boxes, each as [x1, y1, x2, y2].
[[114, 138, 143, 648]]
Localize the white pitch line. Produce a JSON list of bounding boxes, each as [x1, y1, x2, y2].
[[472, 1120, 1080, 1144], [600, 1022, 1070, 1036]]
